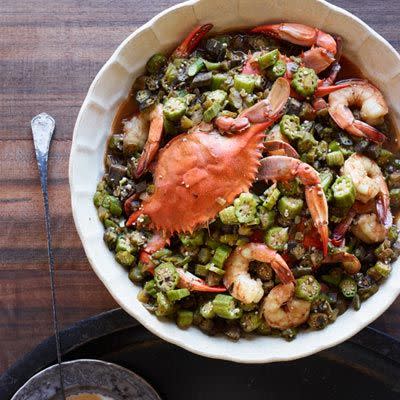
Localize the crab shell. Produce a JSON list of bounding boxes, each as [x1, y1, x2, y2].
[[140, 122, 267, 234]]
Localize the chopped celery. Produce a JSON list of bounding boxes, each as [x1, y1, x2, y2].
[[257, 49, 279, 70], [212, 294, 243, 319], [211, 245, 232, 268], [167, 288, 190, 301], [278, 196, 304, 219], [234, 74, 256, 93], [176, 310, 193, 329]]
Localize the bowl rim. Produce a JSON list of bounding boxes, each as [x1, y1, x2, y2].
[[69, 0, 400, 363]]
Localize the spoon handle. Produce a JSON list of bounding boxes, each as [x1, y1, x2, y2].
[[31, 113, 66, 399]]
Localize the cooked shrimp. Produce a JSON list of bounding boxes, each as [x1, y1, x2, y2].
[[136, 104, 164, 178], [343, 153, 391, 227], [224, 243, 294, 304], [352, 213, 387, 244], [262, 283, 311, 330], [321, 252, 361, 274], [257, 156, 329, 256], [329, 80, 388, 143]]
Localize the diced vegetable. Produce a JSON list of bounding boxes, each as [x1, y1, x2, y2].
[[212, 294, 242, 319], [264, 227, 289, 251], [135, 90, 155, 110], [295, 275, 320, 301], [279, 114, 302, 140], [204, 89, 227, 107], [146, 53, 167, 74], [326, 150, 345, 167], [263, 185, 281, 210], [234, 74, 256, 94], [211, 245, 232, 268], [332, 176, 356, 208], [339, 277, 357, 298], [203, 102, 221, 122], [115, 251, 135, 267], [390, 188, 400, 207], [163, 97, 187, 121], [219, 205, 239, 225], [176, 310, 193, 329], [211, 73, 228, 90], [154, 262, 179, 292], [187, 58, 205, 76], [308, 313, 329, 330], [165, 63, 178, 83], [200, 301, 216, 319], [319, 170, 334, 193], [204, 59, 223, 71], [240, 312, 262, 332], [205, 38, 227, 61], [291, 67, 318, 97], [258, 207, 276, 229], [167, 288, 190, 301], [144, 280, 158, 297], [257, 49, 279, 70], [278, 196, 304, 219], [234, 192, 259, 224], [266, 60, 286, 80], [155, 292, 174, 317], [367, 261, 392, 281], [179, 230, 205, 247], [191, 71, 212, 87]]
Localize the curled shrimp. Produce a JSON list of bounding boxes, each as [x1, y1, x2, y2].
[[321, 252, 361, 274], [343, 153, 392, 227], [262, 283, 311, 330], [329, 80, 388, 143], [135, 104, 164, 178], [257, 156, 329, 256], [224, 243, 294, 304], [352, 213, 388, 244]]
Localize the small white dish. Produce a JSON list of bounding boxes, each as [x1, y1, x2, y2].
[[69, 0, 400, 363]]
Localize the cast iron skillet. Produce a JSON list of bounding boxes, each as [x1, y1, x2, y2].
[[1, 308, 400, 400]]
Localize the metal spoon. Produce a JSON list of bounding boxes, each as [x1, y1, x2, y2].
[[31, 113, 66, 399]]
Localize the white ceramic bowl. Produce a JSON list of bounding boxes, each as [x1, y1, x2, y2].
[[70, 0, 400, 363]]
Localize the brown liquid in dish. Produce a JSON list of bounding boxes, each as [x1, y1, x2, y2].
[[67, 394, 114, 400]]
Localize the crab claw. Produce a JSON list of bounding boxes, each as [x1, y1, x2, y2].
[[263, 139, 299, 158], [172, 23, 213, 58], [252, 23, 337, 73], [177, 268, 226, 292]]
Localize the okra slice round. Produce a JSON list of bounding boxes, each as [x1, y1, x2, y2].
[[146, 53, 167, 74], [295, 275, 321, 301], [279, 114, 302, 141], [234, 193, 259, 224], [154, 262, 179, 292], [332, 176, 356, 208], [266, 60, 286, 80], [264, 227, 289, 251], [278, 196, 304, 219], [291, 67, 318, 97], [163, 97, 187, 121], [339, 277, 357, 298]]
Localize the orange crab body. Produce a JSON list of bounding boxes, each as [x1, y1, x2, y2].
[[139, 122, 268, 234]]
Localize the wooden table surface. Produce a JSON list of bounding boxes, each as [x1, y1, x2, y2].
[[1, 0, 400, 375]]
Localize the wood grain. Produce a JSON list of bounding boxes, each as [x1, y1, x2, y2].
[[0, 0, 399, 375]]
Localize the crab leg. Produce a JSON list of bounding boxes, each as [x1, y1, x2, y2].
[[215, 77, 290, 133], [177, 268, 226, 292], [257, 155, 329, 256], [172, 23, 213, 58], [264, 139, 299, 158]]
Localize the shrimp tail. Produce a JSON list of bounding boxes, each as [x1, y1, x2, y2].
[[352, 119, 386, 143], [376, 193, 393, 228], [271, 259, 295, 284]]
